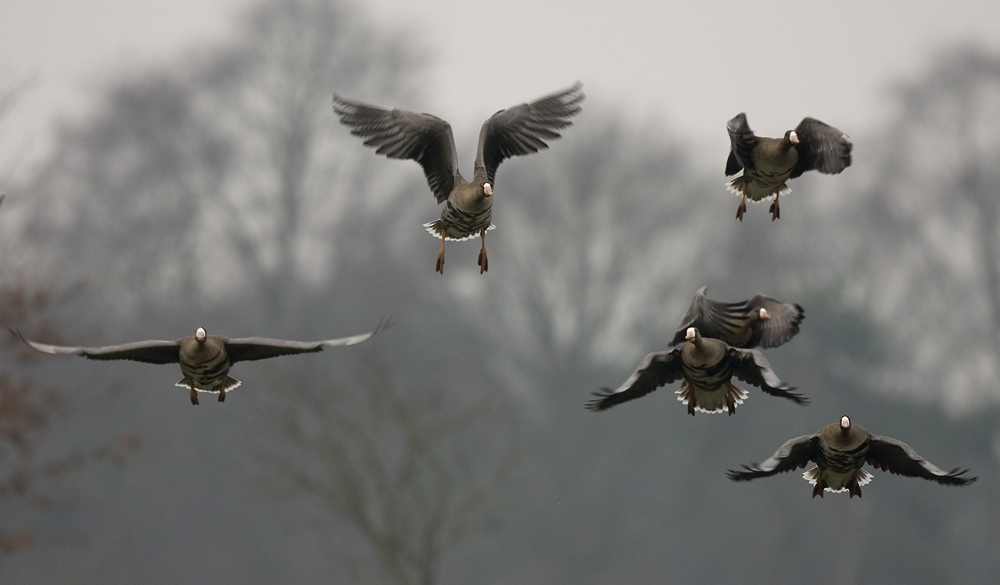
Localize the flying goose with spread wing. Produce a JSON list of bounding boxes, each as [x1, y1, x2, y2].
[[333, 83, 584, 273], [11, 321, 384, 404], [726, 113, 852, 221], [727, 415, 977, 497], [670, 286, 804, 349], [588, 327, 807, 416]]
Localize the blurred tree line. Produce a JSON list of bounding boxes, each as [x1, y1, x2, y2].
[[1, 0, 997, 583], [0, 80, 140, 566]]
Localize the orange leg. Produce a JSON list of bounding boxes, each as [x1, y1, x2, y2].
[[435, 233, 446, 274], [478, 230, 489, 274], [768, 194, 781, 221], [811, 476, 826, 498]]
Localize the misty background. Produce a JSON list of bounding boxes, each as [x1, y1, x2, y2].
[[1, 0, 999, 583]]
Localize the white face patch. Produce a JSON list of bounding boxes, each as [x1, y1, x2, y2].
[[483, 183, 493, 196], [196, 327, 207, 342], [840, 415, 851, 430], [759, 308, 770, 320], [686, 327, 697, 341], [789, 131, 799, 144]]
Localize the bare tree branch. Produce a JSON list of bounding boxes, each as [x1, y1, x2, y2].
[[249, 348, 515, 585]]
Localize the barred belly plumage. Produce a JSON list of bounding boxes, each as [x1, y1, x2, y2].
[[818, 441, 869, 473], [675, 357, 746, 415], [805, 440, 873, 493], [180, 347, 230, 389], [682, 359, 732, 391], [424, 200, 495, 241], [744, 167, 792, 201]]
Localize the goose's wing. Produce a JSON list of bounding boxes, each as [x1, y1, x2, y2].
[[726, 112, 759, 176], [670, 286, 751, 347], [746, 294, 805, 348], [11, 327, 180, 364], [333, 94, 459, 203], [729, 347, 808, 405], [727, 434, 819, 481], [790, 117, 853, 178], [477, 82, 584, 185], [586, 348, 683, 412], [225, 319, 385, 363], [866, 434, 978, 486]]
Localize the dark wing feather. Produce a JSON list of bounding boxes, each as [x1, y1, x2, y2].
[[726, 112, 758, 176], [727, 434, 819, 481], [745, 294, 805, 349], [477, 82, 584, 185], [586, 349, 684, 412], [866, 435, 978, 486], [790, 117, 853, 178], [225, 320, 382, 364], [670, 286, 754, 347], [332, 94, 459, 203], [10, 327, 180, 364], [223, 338, 325, 362], [729, 348, 808, 405]]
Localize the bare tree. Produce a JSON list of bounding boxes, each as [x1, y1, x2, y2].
[[253, 348, 516, 585], [393, 114, 741, 585], [441, 115, 715, 399], [11, 1, 514, 581], [845, 47, 1000, 409], [0, 282, 141, 564], [2, 80, 142, 562], [192, 0, 424, 315], [0, 76, 36, 187], [22, 74, 227, 316], [20, 0, 423, 318]]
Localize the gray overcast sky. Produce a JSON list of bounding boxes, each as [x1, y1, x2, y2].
[[2, 0, 999, 183]]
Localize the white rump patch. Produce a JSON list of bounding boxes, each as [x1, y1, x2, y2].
[[675, 383, 748, 414], [725, 179, 745, 195], [726, 178, 791, 200], [176, 378, 242, 393], [423, 221, 496, 242], [803, 467, 873, 492]]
